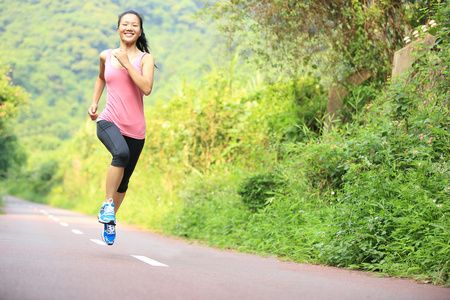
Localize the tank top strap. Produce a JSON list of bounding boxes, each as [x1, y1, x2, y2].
[[134, 52, 147, 67], [106, 49, 112, 66]]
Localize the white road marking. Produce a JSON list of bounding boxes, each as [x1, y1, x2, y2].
[[71, 229, 83, 235], [40, 210, 48, 215], [60, 222, 69, 227], [47, 215, 53, 219], [131, 255, 169, 267], [90, 239, 106, 246], [52, 217, 60, 221]]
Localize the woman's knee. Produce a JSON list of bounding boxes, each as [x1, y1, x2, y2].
[[112, 148, 130, 167]]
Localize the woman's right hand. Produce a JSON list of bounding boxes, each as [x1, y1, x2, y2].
[[88, 104, 98, 121]]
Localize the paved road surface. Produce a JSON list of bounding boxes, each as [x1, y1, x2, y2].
[[1, 195, 449, 300]]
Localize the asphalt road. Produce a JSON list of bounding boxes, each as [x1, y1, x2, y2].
[[0, 195, 449, 300]]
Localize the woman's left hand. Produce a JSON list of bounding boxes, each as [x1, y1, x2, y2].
[[112, 49, 131, 68]]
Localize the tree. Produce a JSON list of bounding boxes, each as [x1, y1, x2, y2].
[[0, 64, 28, 177], [200, 0, 438, 130]]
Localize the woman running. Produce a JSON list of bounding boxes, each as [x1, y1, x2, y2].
[[87, 10, 155, 245]]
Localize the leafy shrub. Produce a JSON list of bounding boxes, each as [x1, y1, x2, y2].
[[0, 133, 26, 179], [263, 77, 327, 143], [315, 9, 449, 283], [163, 169, 250, 247], [237, 170, 285, 211], [0, 64, 28, 178], [341, 82, 381, 124], [7, 159, 60, 203]]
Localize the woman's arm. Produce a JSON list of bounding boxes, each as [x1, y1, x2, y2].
[[113, 49, 155, 96], [88, 51, 107, 120]]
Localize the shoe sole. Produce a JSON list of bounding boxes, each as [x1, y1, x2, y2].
[[98, 215, 116, 225], [98, 219, 117, 225]]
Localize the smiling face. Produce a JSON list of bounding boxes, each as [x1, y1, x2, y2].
[[117, 13, 141, 44]]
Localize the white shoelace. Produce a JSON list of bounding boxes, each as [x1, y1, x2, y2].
[[103, 204, 115, 216], [106, 225, 115, 235]]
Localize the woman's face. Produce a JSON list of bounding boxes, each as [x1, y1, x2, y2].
[[117, 13, 141, 43]]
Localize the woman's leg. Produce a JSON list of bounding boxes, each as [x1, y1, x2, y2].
[[106, 166, 124, 201], [114, 136, 145, 213], [97, 120, 130, 204], [112, 191, 126, 214]]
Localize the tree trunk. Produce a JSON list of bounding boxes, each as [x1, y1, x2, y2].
[[324, 69, 373, 133]]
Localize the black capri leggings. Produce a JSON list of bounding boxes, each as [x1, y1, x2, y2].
[[97, 120, 145, 193]]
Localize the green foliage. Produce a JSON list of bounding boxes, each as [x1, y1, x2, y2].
[[312, 9, 448, 283], [0, 65, 28, 126], [200, 0, 426, 82], [163, 169, 249, 245], [0, 134, 26, 179], [340, 82, 382, 124], [237, 171, 284, 211], [161, 3, 449, 285], [0, 63, 28, 178], [141, 64, 326, 178], [7, 159, 60, 202], [324, 163, 449, 283], [264, 77, 328, 142]]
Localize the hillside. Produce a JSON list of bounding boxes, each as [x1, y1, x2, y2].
[[0, 0, 217, 147]]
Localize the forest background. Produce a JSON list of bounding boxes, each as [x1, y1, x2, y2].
[[1, 0, 449, 285]]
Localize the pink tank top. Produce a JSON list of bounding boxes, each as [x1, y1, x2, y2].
[[98, 49, 147, 139]]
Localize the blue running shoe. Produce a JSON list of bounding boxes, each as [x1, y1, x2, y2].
[[102, 224, 116, 246], [98, 201, 116, 225]]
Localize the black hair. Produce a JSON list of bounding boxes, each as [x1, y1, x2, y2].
[[118, 10, 150, 53]]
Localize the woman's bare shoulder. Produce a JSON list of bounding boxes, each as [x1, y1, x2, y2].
[[99, 50, 109, 61], [142, 53, 155, 64]]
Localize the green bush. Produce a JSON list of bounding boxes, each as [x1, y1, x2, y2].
[[237, 171, 285, 211], [163, 168, 250, 247], [7, 159, 61, 203], [0, 63, 28, 178]]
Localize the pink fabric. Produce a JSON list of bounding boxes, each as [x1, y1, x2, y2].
[[98, 49, 147, 139]]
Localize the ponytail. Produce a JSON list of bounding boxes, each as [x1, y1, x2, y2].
[[137, 31, 150, 54]]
